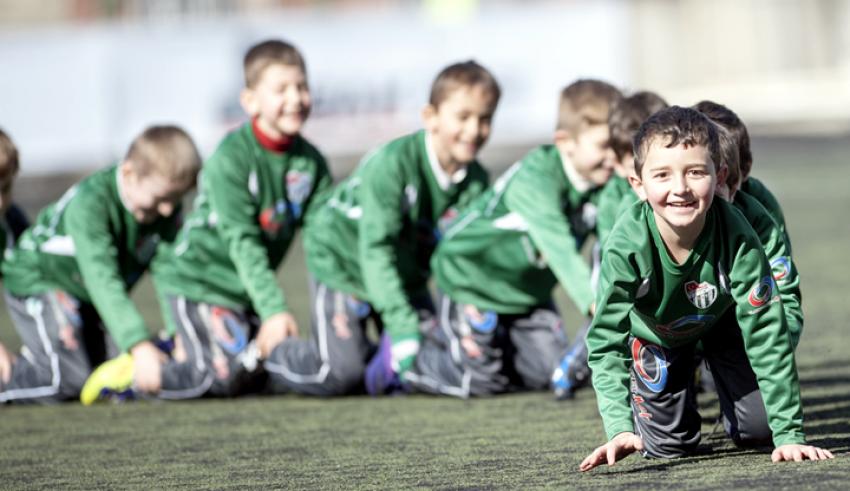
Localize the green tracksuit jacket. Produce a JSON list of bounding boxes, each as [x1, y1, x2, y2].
[[431, 145, 602, 315], [304, 130, 489, 345], [153, 122, 332, 322], [588, 199, 804, 447], [2, 166, 180, 351]]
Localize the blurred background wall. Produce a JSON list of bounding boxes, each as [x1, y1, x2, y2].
[[1, 0, 849, 177]]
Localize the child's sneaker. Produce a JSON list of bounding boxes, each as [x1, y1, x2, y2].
[[80, 353, 135, 405], [364, 334, 409, 396], [552, 341, 590, 400]]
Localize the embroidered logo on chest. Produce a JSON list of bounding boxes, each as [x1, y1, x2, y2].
[[286, 170, 313, 219], [684, 281, 717, 309]]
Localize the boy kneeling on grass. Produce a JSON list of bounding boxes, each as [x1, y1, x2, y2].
[[0, 125, 200, 403], [579, 106, 832, 471]]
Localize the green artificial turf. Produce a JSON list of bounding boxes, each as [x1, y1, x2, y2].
[[0, 137, 848, 489]]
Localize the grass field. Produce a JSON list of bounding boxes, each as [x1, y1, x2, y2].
[[1, 137, 848, 489]]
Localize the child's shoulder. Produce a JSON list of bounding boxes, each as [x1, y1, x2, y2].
[[603, 174, 631, 195], [734, 191, 775, 225], [518, 144, 559, 171], [606, 200, 652, 252], [507, 145, 563, 188], [713, 199, 763, 250], [741, 176, 782, 211], [371, 130, 423, 161], [72, 165, 119, 202], [211, 123, 327, 170], [357, 131, 426, 178]]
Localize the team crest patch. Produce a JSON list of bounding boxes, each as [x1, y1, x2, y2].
[[685, 281, 717, 309], [286, 171, 313, 219]]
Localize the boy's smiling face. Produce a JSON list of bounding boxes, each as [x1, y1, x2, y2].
[[422, 84, 498, 171], [241, 63, 311, 139], [631, 139, 723, 238], [557, 123, 616, 186]]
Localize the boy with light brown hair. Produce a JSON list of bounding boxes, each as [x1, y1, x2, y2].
[[0, 125, 201, 403], [551, 90, 668, 399], [82, 39, 333, 402], [580, 106, 831, 470], [292, 60, 501, 396], [403, 79, 621, 397]]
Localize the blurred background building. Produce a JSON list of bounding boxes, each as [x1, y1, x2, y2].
[[1, 0, 849, 176]]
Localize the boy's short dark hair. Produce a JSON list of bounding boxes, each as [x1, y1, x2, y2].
[[557, 79, 622, 133], [693, 100, 752, 178], [608, 91, 668, 161], [0, 128, 20, 180], [714, 123, 741, 190], [429, 60, 501, 108], [125, 125, 202, 188], [244, 39, 306, 89], [633, 106, 720, 177]]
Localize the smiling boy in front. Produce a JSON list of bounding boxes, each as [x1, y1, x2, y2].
[[580, 106, 832, 470]]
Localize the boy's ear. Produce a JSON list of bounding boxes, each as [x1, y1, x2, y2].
[[628, 173, 647, 201], [239, 88, 259, 117], [715, 163, 728, 188], [421, 103, 438, 132], [554, 129, 575, 153], [119, 159, 138, 182]]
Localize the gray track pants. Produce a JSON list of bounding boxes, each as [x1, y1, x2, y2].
[[157, 295, 264, 399], [263, 279, 375, 396], [264, 280, 437, 396], [0, 291, 118, 403], [631, 311, 772, 458], [406, 291, 568, 398]]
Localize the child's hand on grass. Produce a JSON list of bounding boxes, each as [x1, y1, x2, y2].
[[579, 432, 644, 472], [771, 444, 834, 462], [257, 312, 299, 359], [131, 340, 166, 393]]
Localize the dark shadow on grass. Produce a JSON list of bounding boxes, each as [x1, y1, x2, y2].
[[804, 435, 850, 454], [599, 446, 763, 475], [796, 359, 850, 373], [802, 394, 850, 420], [798, 374, 850, 388]]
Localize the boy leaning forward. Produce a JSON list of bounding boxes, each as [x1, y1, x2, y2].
[[579, 106, 832, 471]]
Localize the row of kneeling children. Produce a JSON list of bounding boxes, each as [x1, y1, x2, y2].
[[0, 38, 832, 466]]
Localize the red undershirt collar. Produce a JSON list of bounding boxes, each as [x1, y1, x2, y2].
[[252, 118, 293, 153]]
